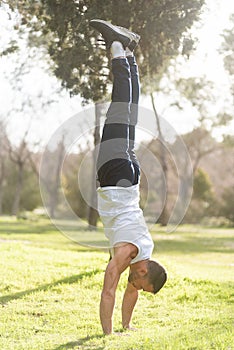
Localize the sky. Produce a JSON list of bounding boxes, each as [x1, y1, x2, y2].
[[0, 0, 234, 148]]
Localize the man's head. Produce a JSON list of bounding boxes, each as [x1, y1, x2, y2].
[[147, 260, 167, 294], [128, 260, 167, 294]]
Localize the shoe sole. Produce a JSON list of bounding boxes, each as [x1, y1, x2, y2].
[[90, 19, 131, 48]]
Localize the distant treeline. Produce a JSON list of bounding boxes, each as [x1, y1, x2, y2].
[[0, 126, 233, 226]]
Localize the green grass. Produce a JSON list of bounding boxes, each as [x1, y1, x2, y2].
[[0, 218, 233, 350]]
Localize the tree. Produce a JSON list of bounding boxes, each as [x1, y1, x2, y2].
[[175, 75, 233, 131], [0, 122, 9, 214], [184, 167, 215, 223], [6, 131, 31, 215], [221, 13, 234, 97], [4, 0, 205, 100], [171, 74, 232, 177], [182, 127, 218, 173], [39, 138, 66, 218], [2, 157, 42, 214], [88, 103, 102, 229], [220, 186, 234, 224], [150, 95, 169, 225], [0, 4, 65, 216], [216, 135, 234, 225], [193, 168, 214, 202], [62, 151, 91, 220]]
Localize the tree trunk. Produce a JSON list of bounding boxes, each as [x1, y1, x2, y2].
[[48, 188, 58, 219], [48, 140, 65, 219], [0, 159, 5, 215], [0, 185, 3, 215], [11, 162, 23, 215], [150, 93, 169, 226], [88, 103, 101, 229]]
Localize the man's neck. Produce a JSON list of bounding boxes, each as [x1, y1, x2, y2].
[[130, 259, 149, 274]]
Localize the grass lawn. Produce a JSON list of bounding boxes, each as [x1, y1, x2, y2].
[[0, 217, 233, 350]]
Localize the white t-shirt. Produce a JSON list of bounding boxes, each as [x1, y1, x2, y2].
[[97, 184, 154, 264]]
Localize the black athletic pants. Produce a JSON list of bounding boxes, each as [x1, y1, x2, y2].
[[97, 56, 140, 187]]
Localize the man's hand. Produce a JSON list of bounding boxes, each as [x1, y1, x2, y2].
[[100, 244, 135, 334], [123, 326, 138, 332]]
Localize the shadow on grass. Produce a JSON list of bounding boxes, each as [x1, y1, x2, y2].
[[53, 335, 105, 350], [0, 269, 101, 305]]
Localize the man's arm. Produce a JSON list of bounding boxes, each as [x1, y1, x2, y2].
[[100, 246, 133, 334], [122, 281, 138, 329]]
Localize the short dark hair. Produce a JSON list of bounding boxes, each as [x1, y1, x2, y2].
[[147, 260, 167, 294]]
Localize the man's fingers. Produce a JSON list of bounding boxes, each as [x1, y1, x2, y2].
[[113, 332, 131, 336]]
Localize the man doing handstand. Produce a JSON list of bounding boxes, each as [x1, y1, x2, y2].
[[90, 19, 167, 335]]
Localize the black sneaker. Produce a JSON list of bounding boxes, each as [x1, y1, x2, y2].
[[90, 19, 132, 49], [116, 25, 140, 51]]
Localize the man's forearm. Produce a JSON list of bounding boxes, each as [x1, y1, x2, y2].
[[122, 284, 138, 328], [100, 292, 115, 334], [99, 247, 132, 334]]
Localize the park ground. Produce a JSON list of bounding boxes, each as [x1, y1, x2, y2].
[[0, 217, 233, 350]]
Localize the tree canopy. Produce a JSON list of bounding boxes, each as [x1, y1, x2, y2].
[[222, 13, 234, 96], [5, 0, 205, 102]]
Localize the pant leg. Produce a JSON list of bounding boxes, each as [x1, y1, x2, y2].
[[97, 58, 135, 187], [127, 55, 140, 185]]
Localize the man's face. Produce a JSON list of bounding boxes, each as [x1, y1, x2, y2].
[[128, 271, 154, 293]]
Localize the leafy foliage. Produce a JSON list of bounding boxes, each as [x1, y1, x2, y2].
[[220, 186, 234, 223], [2, 160, 41, 213], [182, 127, 217, 172], [221, 13, 234, 97], [222, 14, 234, 76], [175, 76, 233, 128], [4, 0, 205, 102], [193, 168, 214, 202]]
